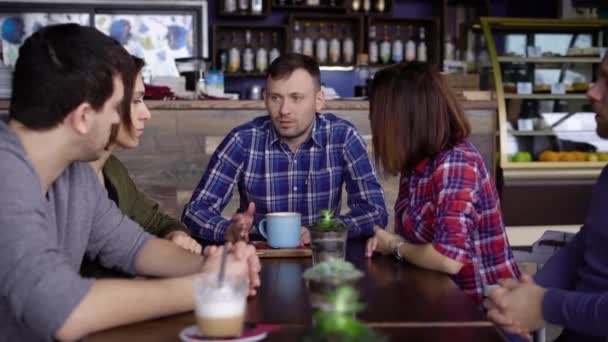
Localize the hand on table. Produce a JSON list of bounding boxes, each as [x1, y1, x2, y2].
[[201, 241, 261, 296], [165, 231, 202, 254], [365, 226, 404, 257], [484, 274, 546, 340], [225, 202, 255, 243], [300, 226, 310, 245]]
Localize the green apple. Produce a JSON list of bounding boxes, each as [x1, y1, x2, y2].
[[513, 151, 533, 162]]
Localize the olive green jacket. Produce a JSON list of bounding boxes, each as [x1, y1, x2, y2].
[[80, 155, 189, 278]]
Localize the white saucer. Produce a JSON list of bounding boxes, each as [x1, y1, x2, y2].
[[179, 325, 268, 342]]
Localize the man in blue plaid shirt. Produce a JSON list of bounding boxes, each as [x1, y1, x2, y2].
[[182, 53, 388, 243]]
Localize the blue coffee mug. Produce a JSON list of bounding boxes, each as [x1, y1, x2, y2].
[[258, 212, 301, 248]]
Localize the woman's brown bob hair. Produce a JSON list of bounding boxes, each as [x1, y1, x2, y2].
[[369, 62, 470, 175], [108, 55, 146, 144]]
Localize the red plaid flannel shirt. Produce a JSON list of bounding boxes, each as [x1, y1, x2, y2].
[[395, 141, 520, 304]]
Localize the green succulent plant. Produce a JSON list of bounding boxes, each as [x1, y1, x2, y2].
[[313, 209, 347, 232], [302, 286, 386, 342]]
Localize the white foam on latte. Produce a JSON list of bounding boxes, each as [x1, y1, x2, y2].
[[196, 299, 245, 318]]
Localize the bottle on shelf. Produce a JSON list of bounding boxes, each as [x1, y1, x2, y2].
[[380, 26, 391, 64], [256, 32, 268, 73], [444, 34, 455, 61], [238, 0, 249, 12], [517, 100, 536, 131], [228, 32, 241, 73], [405, 25, 416, 62], [217, 36, 228, 72], [477, 35, 490, 67], [352, 0, 361, 11], [417, 27, 427, 62], [293, 21, 303, 54], [375, 0, 385, 12], [196, 68, 206, 97], [342, 26, 354, 64], [225, 0, 237, 13], [354, 53, 370, 97], [363, 0, 371, 12], [307, 0, 320, 5], [329, 24, 341, 64], [302, 22, 314, 57], [269, 32, 281, 64], [316, 23, 328, 64], [465, 30, 476, 72], [391, 25, 404, 63], [251, 0, 263, 14], [242, 30, 255, 72], [368, 25, 378, 64]]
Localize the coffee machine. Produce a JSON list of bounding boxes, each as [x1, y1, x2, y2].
[[174, 57, 209, 91]]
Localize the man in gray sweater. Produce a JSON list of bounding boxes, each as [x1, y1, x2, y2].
[[0, 24, 261, 341]]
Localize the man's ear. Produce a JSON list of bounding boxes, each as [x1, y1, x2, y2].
[[315, 88, 325, 112], [65, 103, 93, 135]]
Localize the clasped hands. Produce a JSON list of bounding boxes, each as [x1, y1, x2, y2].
[[484, 274, 547, 340]]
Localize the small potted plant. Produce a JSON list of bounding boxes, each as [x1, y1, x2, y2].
[[301, 285, 386, 342], [309, 209, 349, 264], [302, 259, 363, 311]]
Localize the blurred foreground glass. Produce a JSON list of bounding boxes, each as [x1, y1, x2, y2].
[[193, 273, 248, 337]]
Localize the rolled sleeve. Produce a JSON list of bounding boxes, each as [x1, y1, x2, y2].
[[431, 160, 478, 265], [182, 131, 245, 241], [339, 129, 388, 237]]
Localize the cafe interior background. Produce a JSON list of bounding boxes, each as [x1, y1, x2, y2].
[[0, 0, 606, 253]]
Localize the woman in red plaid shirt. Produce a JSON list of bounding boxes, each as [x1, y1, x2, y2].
[[365, 62, 521, 305]]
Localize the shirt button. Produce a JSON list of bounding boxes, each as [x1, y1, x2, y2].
[[294, 186, 298, 191], [294, 160, 297, 164]]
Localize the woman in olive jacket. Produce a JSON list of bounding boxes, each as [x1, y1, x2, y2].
[[82, 56, 201, 278]]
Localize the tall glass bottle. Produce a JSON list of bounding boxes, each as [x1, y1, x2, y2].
[[303, 22, 314, 57], [375, 0, 385, 12], [225, 0, 237, 13], [256, 32, 268, 73], [238, 0, 249, 12], [391, 25, 403, 63], [251, 0, 263, 14], [342, 26, 354, 64], [269, 32, 280, 64], [316, 23, 328, 64], [405, 25, 416, 62], [292, 21, 303, 54], [307, 0, 320, 5], [417, 27, 427, 62], [242, 30, 255, 72], [379, 26, 391, 64], [368, 25, 378, 64], [329, 24, 341, 64], [217, 35, 228, 72], [363, 0, 371, 12], [228, 32, 241, 73]]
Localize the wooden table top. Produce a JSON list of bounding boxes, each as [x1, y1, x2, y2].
[[84, 239, 506, 342]]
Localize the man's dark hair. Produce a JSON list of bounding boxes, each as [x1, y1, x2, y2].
[[9, 23, 134, 129], [266, 53, 321, 89]]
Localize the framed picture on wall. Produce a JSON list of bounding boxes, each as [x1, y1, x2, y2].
[[95, 10, 198, 76], [0, 11, 90, 66], [0, 1, 208, 76]]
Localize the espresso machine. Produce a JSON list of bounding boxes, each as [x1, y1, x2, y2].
[[174, 57, 209, 91]]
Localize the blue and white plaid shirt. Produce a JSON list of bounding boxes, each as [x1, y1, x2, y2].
[[182, 113, 388, 242]]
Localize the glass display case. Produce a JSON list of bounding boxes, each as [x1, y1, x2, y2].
[[481, 17, 608, 179]]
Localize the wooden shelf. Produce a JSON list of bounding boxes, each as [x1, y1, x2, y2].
[[504, 161, 607, 169], [498, 56, 602, 63], [508, 129, 597, 136], [503, 94, 588, 100]]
